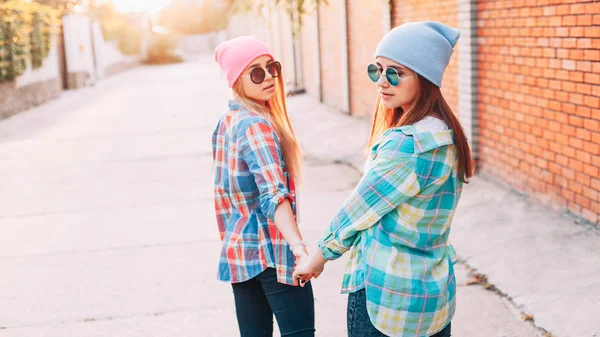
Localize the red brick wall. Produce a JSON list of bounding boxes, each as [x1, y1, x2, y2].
[[391, 0, 460, 115], [477, 1, 600, 224], [317, 0, 346, 111], [347, 0, 386, 117]]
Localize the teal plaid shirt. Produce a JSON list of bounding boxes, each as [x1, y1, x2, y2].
[[319, 118, 461, 337]]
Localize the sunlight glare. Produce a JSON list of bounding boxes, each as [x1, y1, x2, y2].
[[113, 0, 172, 13]]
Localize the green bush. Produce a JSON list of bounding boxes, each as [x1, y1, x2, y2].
[[0, 0, 57, 81], [30, 9, 54, 69]]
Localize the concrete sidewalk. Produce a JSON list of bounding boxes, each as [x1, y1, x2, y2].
[[287, 94, 600, 337]]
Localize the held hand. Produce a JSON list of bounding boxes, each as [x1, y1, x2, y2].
[[293, 251, 327, 287]]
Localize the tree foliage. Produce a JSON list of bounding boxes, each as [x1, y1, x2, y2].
[[229, 0, 328, 37]]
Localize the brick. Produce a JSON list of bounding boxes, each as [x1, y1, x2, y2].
[[584, 165, 600, 178], [577, 38, 593, 49], [569, 115, 584, 127], [583, 186, 598, 201], [549, 163, 562, 175], [570, 3, 586, 14], [586, 119, 600, 132], [578, 15, 593, 26], [570, 49, 586, 60], [586, 27, 600, 38], [576, 195, 591, 209], [575, 83, 593, 96], [562, 15, 578, 26], [577, 61, 592, 72], [557, 27, 570, 37], [584, 73, 600, 85], [556, 4, 570, 15], [568, 178, 583, 192], [576, 128, 592, 141], [557, 48, 570, 59], [562, 59, 576, 70], [569, 71, 584, 82], [585, 141, 600, 156], [587, 204, 600, 219], [570, 27, 584, 36], [568, 202, 582, 215], [569, 93, 584, 105], [563, 102, 577, 113], [592, 178, 600, 191], [563, 124, 577, 136], [584, 95, 600, 108], [562, 82, 577, 93], [584, 50, 600, 61], [576, 105, 592, 118]]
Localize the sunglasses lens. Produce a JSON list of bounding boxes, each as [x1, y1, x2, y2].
[[250, 67, 266, 84], [367, 64, 380, 83], [268, 62, 281, 78], [386, 68, 399, 86]]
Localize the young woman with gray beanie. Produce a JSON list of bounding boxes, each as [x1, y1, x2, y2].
[[294, 21, 473, 337]]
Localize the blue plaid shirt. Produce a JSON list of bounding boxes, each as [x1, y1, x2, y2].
[[319, 117, 461, 336]]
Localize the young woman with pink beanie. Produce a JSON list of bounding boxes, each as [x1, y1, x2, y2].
[[212, 36, 315, 336]]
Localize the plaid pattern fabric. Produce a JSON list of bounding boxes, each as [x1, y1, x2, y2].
[[212, 100, 297, 285], [319, 120, 462, 337]]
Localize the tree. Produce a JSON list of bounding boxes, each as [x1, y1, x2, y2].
[[229, 0, 328, 37]]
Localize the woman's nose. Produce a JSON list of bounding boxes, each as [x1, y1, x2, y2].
[[377, 73, 388, 87]]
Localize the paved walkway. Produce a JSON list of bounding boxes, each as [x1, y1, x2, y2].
[[0, 55, 596, 336]]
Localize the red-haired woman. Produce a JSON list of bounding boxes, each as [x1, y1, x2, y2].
[[294, 21, 473, 337]]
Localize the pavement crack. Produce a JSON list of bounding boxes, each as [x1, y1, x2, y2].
[[459, 259, 554, 337]]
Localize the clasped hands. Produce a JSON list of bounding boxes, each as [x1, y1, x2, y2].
[[291, 245, 326, 287]]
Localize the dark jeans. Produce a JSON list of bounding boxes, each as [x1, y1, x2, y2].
[[231, 268, 315, 337], [347, 289, 451, 337]]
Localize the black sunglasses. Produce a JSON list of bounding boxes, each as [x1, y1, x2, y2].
[[247, 61, 282, 84], [367, 63, 401, 86]]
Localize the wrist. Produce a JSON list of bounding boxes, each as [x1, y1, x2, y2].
[[289, 240, 306, 251], [290, 240, 307, 256]]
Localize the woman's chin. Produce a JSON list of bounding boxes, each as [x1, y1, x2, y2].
[[264, 91, 276, 101], [380, 100, 397, 109]]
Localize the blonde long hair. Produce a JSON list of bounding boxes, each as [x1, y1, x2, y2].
[[232, 73, 303, 184]]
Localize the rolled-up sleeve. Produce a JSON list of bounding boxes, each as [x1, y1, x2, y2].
[[240, 121, 293, 221], [319, 147, 421, 260]]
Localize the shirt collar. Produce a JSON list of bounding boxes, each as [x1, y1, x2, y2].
[[401, 125, 454, 154], [228, 99, 242, 111]]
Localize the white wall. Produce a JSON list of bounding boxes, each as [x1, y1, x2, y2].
[[15, 35, 60, 88], [63, 14, 96, 81]]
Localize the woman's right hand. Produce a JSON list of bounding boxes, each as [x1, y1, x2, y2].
[[293, 251, 327, 286]]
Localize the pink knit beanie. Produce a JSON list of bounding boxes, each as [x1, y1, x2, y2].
[[214, 36, 274, 88]]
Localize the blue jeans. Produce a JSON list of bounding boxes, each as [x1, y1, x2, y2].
[[231, 268, 315, 337], [347, 289, 451, 337]]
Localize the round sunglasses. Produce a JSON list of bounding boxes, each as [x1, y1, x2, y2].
[[367, 63, 404, 86], [244, 61, 282, 84]]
